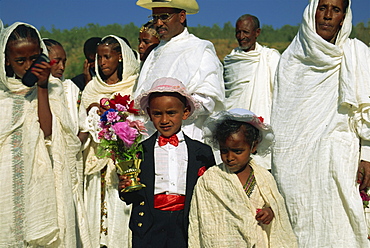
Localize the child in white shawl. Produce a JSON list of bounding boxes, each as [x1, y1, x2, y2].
[[80, 35, 140, 247], [0, 22, 90, 247], [188, 108, 297, 247]]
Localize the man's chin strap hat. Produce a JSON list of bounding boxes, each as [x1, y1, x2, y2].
[[136, 0, 199, 14]]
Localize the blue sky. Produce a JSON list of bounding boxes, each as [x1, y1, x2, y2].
[[0, 0, 369, 30]]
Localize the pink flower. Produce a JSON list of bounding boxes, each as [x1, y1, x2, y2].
[[360, 190, 370, 201], [112, 121, 138, 147], [128, 119, 148, 135], [107, 111, 120, 122], [116, 103, 127, 112], [99, 128, 112, 140]]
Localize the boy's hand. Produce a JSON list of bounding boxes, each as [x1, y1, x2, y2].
[[118, 175, 140, 191], [256, 207, 274, 225], [32, 61, 51, 88], [358, 160, 370, 190]]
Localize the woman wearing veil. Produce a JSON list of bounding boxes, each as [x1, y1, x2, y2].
[[271, 0, 370, 246], [0, 22, 90, 247], [81, 35, 140, 247]]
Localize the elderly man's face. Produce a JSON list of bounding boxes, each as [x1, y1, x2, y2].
[[152, 7, 186, 42], [315, 0, 345, 43], [235, 18, 260, 52]]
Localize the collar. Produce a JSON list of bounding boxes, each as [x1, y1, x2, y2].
[[159, 27, 189, 46]]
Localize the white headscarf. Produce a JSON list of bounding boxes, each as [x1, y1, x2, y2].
[[0, 22, 91, 247], [273, 0, 370, 139], [81, 35, 139, 108], [271, 1, 370, 245], [0, 22, 48, 92], [80, 35, 137, 248]]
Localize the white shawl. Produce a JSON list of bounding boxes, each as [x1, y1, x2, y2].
[[189, 160, 297, 248], [224, 43, 280, 124], [81, 35, 138, 248], [224, 43, 280, 170], [0, 22, 90, 247], [271, 0, 370, 246], [81, 35, 139, 110]]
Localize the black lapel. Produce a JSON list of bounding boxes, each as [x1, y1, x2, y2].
[[184, 135, 199, 205], [141, 132, 157, 210]]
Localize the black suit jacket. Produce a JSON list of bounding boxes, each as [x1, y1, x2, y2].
[[120, 132, 215, 238]]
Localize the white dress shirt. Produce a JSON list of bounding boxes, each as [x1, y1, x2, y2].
[[154, 131, 188, 195]]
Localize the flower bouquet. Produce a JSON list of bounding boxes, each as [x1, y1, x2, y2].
[[360, 188, 370, 209], [97, 93, 147, 193]]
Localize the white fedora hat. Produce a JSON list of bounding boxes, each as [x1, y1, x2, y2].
[[136, 0, 199, 14]]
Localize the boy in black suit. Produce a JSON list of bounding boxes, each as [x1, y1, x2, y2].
[[118, 77, 215, 248]]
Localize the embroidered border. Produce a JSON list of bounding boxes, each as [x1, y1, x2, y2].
[[11, 97, 25, 245], [243, 168, 256, 198]]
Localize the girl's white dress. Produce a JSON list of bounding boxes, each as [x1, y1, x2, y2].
[[189, 159, 297, 248]]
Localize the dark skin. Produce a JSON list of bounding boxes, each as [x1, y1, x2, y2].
[[86, 43, 122, 115], [118, 175, 140, 191], [313, 0, 370, 190], [138, 31, 159, 61], [83, 54, 95, 85], [152, 7, 186, 42], [237, 165, 274, 225], [118, 94, 190, 191], [357, 160, 370, 190], [6, 39, 52, 137], [220, 130, 274, 225]]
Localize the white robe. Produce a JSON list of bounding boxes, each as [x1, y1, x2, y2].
[[0, 22, 90, 247], [62, 79, 83, 136], [81, 35, 139, 248], [224, 43, 280, 169], [271, 0, 370, 246], [62, 78, 90, 208], [189, 160, 297, 248], [134, 28, 225, 141]]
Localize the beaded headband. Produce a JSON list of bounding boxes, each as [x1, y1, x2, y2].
[[139, 26, 160, 39]]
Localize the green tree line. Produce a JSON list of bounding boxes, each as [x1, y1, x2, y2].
[[27, 21, 368, 78]]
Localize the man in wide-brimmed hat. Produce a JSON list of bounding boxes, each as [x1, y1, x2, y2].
[[134, 0, 225, 142]]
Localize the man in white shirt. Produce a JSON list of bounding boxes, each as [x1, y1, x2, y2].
[[224, 14, 280, 169], [134, 0, 225, 141]]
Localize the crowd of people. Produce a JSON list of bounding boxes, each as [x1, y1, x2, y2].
[[1, 0, 369, 247]]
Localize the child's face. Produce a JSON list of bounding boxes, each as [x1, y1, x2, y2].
[[138, 31, 159, 61], [97, 44, 122, 79], [5, 39, 41, 79], [219, 129, 257, 173], [48, 45, 66, 79], [147, 95, 190, 138]]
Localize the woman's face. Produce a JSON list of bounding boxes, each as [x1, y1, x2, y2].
[[6, 38, 41, 79], [48, 45, 66, 79], [315, 0, 346, 43], [138, 31, 159, 61], [97, 43, 122, 80]]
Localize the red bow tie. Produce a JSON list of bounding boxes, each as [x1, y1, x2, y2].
[[158, 134, 179, 147]]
